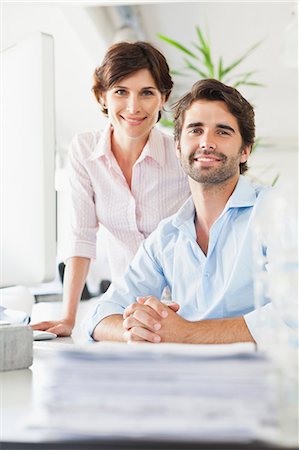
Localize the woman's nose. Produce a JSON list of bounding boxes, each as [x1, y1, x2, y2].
[[126, 95, 140, 113]]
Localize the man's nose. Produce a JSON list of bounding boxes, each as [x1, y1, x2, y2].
[[199, 132, 216, 150]]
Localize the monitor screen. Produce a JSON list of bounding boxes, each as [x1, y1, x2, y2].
[[1, 32, 56, 287]]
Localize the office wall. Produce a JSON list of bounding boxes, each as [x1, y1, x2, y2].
[[2, 3, 108, 150]]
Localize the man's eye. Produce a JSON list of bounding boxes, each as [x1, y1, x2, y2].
[[188, 128, 201, 134], [218, 130, 230, 135]]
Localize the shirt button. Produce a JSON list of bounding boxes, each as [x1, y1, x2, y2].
[[204, 272, 210, 277]]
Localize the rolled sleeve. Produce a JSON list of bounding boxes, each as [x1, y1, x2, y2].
[[82, 299, 125, 340], [82, 234, 167, 340], [244, 302, 273, 346]]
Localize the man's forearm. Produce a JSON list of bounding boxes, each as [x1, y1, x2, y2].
[[179, 316, 255, 344], [92, 314, 125, 342]]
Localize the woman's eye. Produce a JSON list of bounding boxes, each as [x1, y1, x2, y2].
[[142, 90, 154, 96], [115, 89, 127, 95]]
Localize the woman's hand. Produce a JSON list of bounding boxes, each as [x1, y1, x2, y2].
[[31, 319, 74, 337]]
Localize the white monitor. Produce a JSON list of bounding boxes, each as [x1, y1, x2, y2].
[[1, 32, 56, 287]]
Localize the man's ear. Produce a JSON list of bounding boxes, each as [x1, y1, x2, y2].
[[240, 145, 251, 163], [175, 141, 181, 159]]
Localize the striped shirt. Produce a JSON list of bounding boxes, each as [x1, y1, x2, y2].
[[65, 123, 190, 279]]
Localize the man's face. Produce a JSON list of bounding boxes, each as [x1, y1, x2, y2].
[[176, 100, 250, 185]]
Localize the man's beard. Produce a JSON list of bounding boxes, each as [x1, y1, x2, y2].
[[180, 148, 242, 185]]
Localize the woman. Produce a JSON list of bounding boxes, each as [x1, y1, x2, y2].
[[32, 41, 190, 336]]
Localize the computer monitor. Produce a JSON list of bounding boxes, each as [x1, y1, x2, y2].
[[1, 32, 56, 287]]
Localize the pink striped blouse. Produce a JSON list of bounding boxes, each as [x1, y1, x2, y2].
[[65, 123, 190, 279]]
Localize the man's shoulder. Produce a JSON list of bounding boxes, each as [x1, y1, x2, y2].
[[146, 197, 193, 244]]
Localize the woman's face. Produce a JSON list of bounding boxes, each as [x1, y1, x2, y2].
[[101, 68, 166, 140]]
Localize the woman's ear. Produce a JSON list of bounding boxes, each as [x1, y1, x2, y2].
[[160, 94, 166, 109], [100, 93, 107, 108], [175, 142, 181, 159]]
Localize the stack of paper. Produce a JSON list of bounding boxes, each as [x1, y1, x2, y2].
[[28, 342, 279, 443]]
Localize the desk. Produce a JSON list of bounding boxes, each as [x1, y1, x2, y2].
[[1, 300, 297, 450]]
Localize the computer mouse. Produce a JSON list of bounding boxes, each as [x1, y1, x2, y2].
[[33, 330, 57, 341]]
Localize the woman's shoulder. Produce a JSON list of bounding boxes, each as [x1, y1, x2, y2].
[[70, 130, 103, 159], [71, 130, 102, 148], [153, 127, 175, 146]]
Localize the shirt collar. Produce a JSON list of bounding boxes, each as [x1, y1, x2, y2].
[[225, 175, 257, 210], [172, 196, 195, 229], [88, 124, 167, 167], [137, 127, 166, 167], [88, 121, 112, 161], [172, 176, 257, 231]]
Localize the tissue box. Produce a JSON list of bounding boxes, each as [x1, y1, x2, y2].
[[0, 324, 33, 371]]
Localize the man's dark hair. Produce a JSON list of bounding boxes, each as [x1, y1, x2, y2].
[[173, 79, 255, 174]]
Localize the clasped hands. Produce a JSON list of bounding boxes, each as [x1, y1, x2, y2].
[[122, 296, 188, 343]]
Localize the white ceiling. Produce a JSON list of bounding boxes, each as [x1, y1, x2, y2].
[[2, 1, 298, 156]]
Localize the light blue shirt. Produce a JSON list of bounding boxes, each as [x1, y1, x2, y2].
[[84, 176, 269, 342]]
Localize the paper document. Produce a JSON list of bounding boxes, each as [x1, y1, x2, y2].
[[26, 342, 279, 443]]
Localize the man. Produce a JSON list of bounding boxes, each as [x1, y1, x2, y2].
[[84, 79, 269, 344]]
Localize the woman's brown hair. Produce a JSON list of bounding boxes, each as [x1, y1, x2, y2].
[[92, 41, 173, 121]]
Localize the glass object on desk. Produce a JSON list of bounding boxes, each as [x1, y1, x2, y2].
[[252, 183, 298, 447]]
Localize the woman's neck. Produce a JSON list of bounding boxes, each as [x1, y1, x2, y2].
[[110, 127, 151, 189], [111, 128, 149, 166]]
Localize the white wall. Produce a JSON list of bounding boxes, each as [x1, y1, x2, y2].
[[2, 3, 109, 152]]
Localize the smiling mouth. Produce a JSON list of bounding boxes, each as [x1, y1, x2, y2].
[[193, 155, 223, 162], [121, 116, 146, 124], [194, 156, 221, 162]]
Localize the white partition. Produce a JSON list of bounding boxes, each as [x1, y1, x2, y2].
[[1, 32, 56, 287]]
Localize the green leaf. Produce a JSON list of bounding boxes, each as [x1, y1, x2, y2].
[[194, 46, 214, 77], [170, 69, 190, 77], [271, 174, 280, 186], [195, 26, 210, 53], [233, 81, 265, 88], [193, 27, 215, 77], [221, 41, 263, 77], [226, 70, 258, 82], [160, 118, 174, 128], [183, 57, 209, 78], [217, 57, 224, 80], [157, 33, 197, 59]]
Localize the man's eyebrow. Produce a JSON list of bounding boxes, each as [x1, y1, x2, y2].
[[186, 122, 204, 129], [217, 123, 236, 133], [186, 122, 236, 133]]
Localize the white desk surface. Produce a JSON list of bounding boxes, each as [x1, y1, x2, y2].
[[0, 300, 297, 450]]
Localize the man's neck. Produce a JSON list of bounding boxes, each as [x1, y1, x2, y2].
[[190, 175, 239, 255]]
